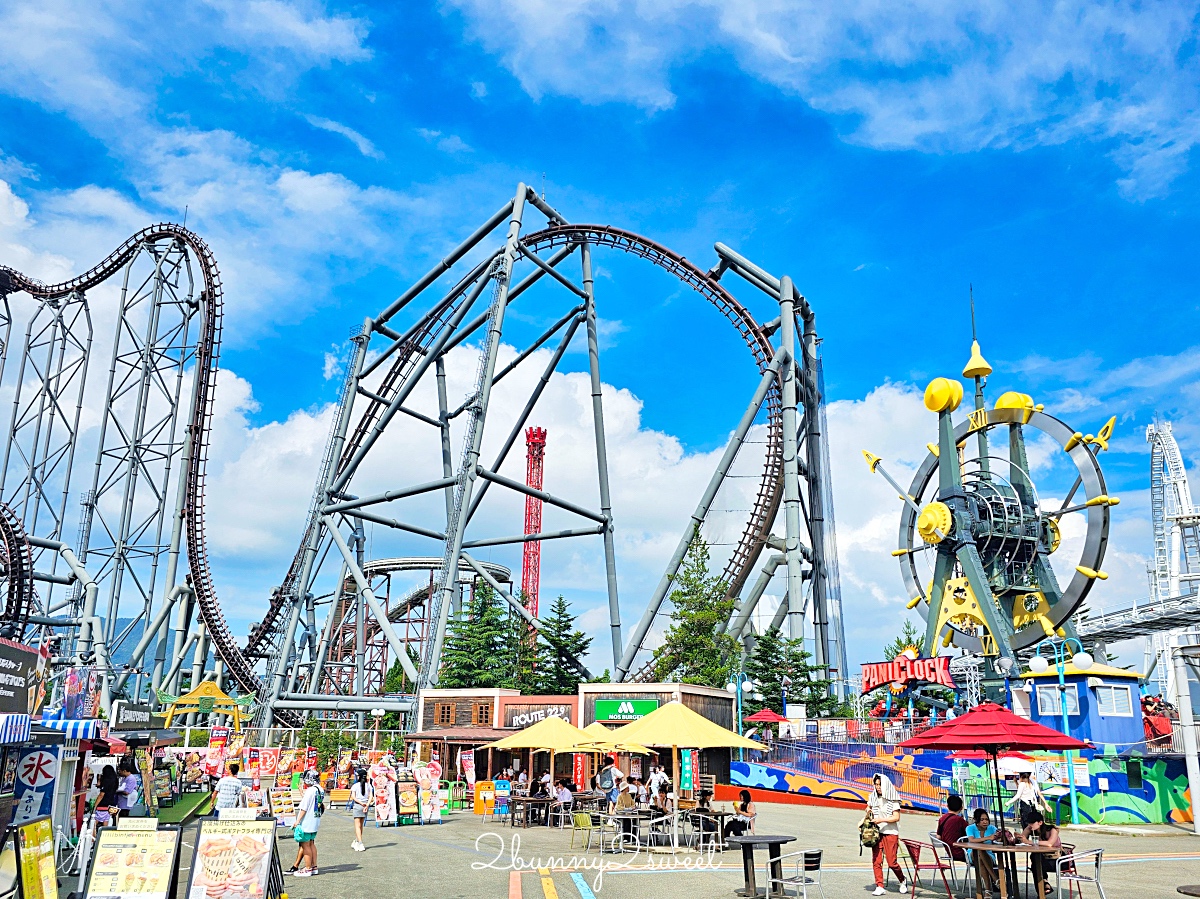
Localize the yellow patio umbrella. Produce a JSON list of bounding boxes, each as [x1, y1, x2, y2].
[[612, 701, 766, 850], [483, 714, 599, 786], [579, 721, 652, 755]]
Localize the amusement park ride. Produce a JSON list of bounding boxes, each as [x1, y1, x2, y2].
[[865, 321, 1119, 693], [0, 184, 846, 726]]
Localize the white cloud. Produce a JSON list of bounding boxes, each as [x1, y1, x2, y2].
[[304, 115, 384, 159], [417, 129, 473, 154], [445, 0, 1200, 197]]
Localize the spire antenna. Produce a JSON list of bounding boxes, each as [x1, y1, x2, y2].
[[970, 284, 977, 342]]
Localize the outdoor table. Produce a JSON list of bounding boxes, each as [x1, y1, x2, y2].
[[959, 838, 1060, 899], [509, 795, 553, 828], [572, 793, 602, 810], [686, 810, 730, 848], [1177, 888, 1200, 897], [726, 834, 795, 898]]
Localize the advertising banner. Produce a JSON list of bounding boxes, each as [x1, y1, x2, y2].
[[679, 749, 695, 791], [304, 746, 318, 772], [458, 749, 476, 787], [111, 701, 166, 731], [15, 816, 56, 899], [0, 639, 48, 716], [13, 746, 60, 824], [572, 753, 587, 791], [593, 699, 658, 722], [246, 748, 260, 779], [185, 819, 275, 899], [205, 728, 230, 777], [84, 826, 181, 899], [258, 748, 279, 779], [503, 703, 573, 728]]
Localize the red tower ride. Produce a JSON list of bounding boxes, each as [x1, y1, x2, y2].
[[522, 427, 547, 619]]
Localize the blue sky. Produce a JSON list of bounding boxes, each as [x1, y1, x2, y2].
[[2, 1, 1199, 679]]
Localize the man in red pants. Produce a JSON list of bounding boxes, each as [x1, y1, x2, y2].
[[868, 774, 907, 895]]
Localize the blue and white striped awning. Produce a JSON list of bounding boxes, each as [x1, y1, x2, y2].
[[0, 714, 31, 744], [38, 718, 103, 739]]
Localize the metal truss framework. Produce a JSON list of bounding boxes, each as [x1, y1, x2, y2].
[[0, 190, 848, 728], [0, 226, 233, 713], [247, 184, 845, 722], [1079, 420, 1200, 693]]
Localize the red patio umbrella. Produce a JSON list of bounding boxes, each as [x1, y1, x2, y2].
[[901, 703, 1087, 849], [743, 709, 788, 723]]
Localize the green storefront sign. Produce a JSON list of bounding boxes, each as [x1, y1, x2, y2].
[[594, 699, 659, 722]]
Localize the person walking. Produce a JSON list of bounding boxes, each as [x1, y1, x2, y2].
[[116, 762, 140, 815], [291, 770, 324, 877], [92, 766, 120, 834], [350, 767, 373, 851], [212, 762, 246, 813], [597, 756, 624, 813], [1008, 771, 1049, 828], [868, 773, 906, 896]]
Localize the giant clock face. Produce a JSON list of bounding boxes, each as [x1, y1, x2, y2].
[[898, 404, 1112, 653]]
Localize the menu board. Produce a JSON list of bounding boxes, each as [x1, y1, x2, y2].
[[83, 826, 181, 899], [153, 770, 173, 803], [268, 788, 297, 827], [14, 816, 56, 899], [185, 819, 275, 899]]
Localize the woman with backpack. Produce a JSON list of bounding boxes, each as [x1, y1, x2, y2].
[[1008, 771, 1049, 828], [597, 757, 623, 812], [291, 770, 324, 877], [865, 773, 906, 896]]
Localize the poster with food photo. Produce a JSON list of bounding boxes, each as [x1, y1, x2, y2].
[[83, 827, 181, 899], [186, 820, 275, 899]]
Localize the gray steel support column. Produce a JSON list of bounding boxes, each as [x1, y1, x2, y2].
[[615, 347, 786, 680], [265, 597, 304, 718], [354, 522, 366, 729], [422, 185, 528, 686], [801, 353, 830, 673], [436, 357, 455, 526], [768, 591, 791, 633], [167, 584, 195, 695], [325, 516, 421, 683], [161, 631, 199, 695], [778, 277, 807, 640], [113, 584, 183, 694], [1172, 637, 1200, 836], [308, 561, 346, 695], [724, 554, 784, 640], [581, 242, 623, 666]]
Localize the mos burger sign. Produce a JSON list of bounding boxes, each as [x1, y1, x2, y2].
[[861, 654, 956, 694]]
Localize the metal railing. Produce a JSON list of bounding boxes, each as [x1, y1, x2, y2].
[[782, 717, 938, 744], [763, 739, 948, 809]]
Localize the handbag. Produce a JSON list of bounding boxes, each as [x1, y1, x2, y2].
[[859, 812, 882, 853]]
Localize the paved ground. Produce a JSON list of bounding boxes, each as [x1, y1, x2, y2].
[[273, 802, 1200, 899]]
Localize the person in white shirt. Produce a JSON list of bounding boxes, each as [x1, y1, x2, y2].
[[1008, 771, 1049, 827], [867, 774, 905, 896], [212, 763, 246, 812], [647, 765, 668, 798], [290, 770, 323, 878], [517, 770, 528, 785]]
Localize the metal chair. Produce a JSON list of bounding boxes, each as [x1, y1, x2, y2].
[[899, 839, 954, 899], [569, 811, 601, 850], [549, 802, 572, 829], [928, 831, 970, 892], [1055, 848, 1105, 899], [765, 848, 826, 899]]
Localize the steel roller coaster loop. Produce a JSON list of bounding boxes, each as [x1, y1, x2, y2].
[[0, 225, 261, 694]]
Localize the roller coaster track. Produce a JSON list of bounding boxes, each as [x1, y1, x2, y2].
[[0, 225, 262, 694], [251, 225, 783, 682]]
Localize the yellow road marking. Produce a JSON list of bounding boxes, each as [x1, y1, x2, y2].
[[538, 867, 559, 899]]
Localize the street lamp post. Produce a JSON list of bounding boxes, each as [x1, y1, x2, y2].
[[371, 708, 386, 751], [1028, 638, 1093, 825], [726, 664, 760, 762]]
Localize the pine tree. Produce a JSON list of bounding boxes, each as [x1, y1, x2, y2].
[[651, 530, 737, 687], [438, 583, 514, 688], [743, 626, 839, 719], [884, 619, 925, 661], [534, 595, 592, 695]]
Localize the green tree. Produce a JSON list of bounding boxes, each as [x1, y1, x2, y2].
[[744, 626, 839, 719], [884, 619, 925, 660], [534, 594, 593, 695], [438, 583, 514, 688], [651, 530, 737, 687]]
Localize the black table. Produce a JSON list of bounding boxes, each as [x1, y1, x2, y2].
[[726, 834, 795, 898], [509, 795, 553, 827]]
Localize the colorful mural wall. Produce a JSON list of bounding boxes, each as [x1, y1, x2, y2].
[[732, 742, 1193, 825]]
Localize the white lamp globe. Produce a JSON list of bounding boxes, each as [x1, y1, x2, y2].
[[1072, 651, 1094, 671], [742, 679, 754, 693], [1028, 655, 1050, 674], [725, 682, 737, 694]]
